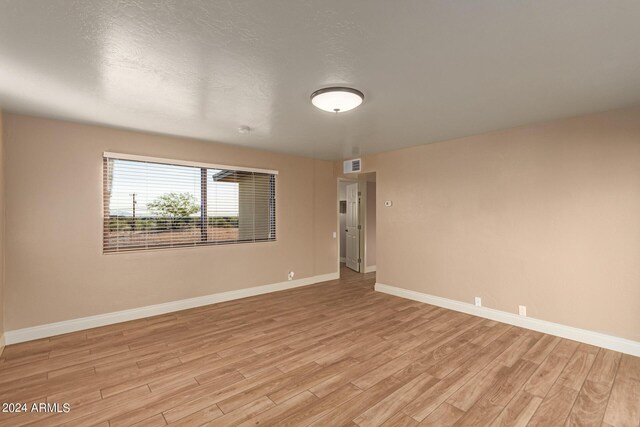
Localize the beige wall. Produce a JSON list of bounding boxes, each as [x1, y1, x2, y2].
[[371, 107, 640, 341], [5, 106, 640, 343], [366, 181, 376, 267], [0, 112, 4, 352], [313, 160, 337, 276], [4, 114, 337, 330]]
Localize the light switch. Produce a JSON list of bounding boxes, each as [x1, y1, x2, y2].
[[332, 232, 337, 239]]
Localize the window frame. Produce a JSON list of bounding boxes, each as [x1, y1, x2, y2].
[[102, 152, 278, 254]]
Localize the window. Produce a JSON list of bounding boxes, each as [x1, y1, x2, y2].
[[103, 153, 277, 253]]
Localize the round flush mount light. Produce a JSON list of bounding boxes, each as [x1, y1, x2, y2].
[[310, 87, 364, 113]]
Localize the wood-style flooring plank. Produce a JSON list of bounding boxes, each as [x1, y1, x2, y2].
[[354, 372, 439, 426], [490, 390, 542, 427], [527, 343, 597, 426], [279, 383, 362, 426], [382, 412, 420, 426], [418, 402, 464, 426], [603, 354, 640, 427]]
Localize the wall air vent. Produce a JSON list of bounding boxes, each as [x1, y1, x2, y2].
[[343, 158, 362, 174]]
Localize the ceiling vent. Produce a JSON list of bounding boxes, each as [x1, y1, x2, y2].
[[343, 158, 362, 174]]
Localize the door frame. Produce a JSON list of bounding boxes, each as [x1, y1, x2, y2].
[[358, 173, 376, 274]]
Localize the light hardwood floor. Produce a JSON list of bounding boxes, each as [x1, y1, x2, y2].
[[0, 266, 638, 426]]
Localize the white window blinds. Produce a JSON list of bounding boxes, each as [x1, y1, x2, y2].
[[103, 154, 277, 253]]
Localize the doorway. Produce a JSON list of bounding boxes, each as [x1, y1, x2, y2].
[[338, 179, 358, 273], [337, 173, 376, 276], [345, 181, 360, 271]]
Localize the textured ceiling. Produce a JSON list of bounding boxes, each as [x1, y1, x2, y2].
[[1, 1, 640, 160]]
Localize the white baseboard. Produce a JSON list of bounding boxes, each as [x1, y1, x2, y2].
[[4, 272, 339, 345], [375, 282, 640, 357], [365, 265, 377, 273], [340, 257, 346, 263]]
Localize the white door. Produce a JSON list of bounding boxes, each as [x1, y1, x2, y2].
[[345, 182, 360, 272]]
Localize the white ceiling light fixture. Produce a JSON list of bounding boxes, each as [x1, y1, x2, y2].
[[310, 87, 364, 113]]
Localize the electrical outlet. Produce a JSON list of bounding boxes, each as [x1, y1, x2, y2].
[[474, 297, 482, 307], [288, 271, 295, 281], [519, 305, 527, 316]]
